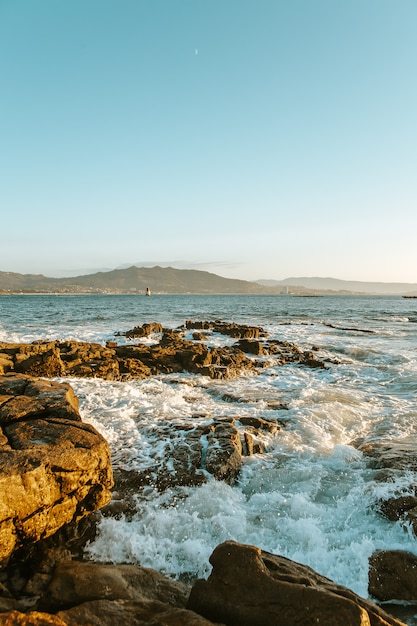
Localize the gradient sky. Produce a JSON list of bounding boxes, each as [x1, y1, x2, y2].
[[1, 0, 416, 282]]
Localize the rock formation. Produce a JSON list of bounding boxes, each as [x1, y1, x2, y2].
[[0, 321, 330, 382], [0, 373, 113, 565], [0, 542, 406, 625], [109, 415, 277, 498], [187, 541, 405, 626]]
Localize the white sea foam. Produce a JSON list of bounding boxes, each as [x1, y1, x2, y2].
[[3, 294, 417, 601]]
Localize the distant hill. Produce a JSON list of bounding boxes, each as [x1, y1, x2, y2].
[[256, 276, 417, 296], [1, 267, 416, 295], [0, 266, 270, 294]]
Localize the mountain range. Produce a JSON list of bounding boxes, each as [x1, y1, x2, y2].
[[0, 266, 416, 295]]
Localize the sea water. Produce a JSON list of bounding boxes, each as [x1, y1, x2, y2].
[[1, 294, 417, 600]]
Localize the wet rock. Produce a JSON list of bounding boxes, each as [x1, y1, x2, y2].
[[187, 541, 405, 626], [204, 421, 243, 483], [378, 494, 417, 535], [185, 321, 214, 331], [0, 320, 331, 382], [124, 322, 163, 339], [369, 550, 417, 602], [357, 438, 417, 478], [185, 321, 267, 340], [238, 416, 280, 435], [192, 332, 208, 341], [236, 340, 265, 355], [0, 374, 113, 565]]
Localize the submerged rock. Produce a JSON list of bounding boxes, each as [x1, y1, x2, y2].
[[110, 416, 275, 495]]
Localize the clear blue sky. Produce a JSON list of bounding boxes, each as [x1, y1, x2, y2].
[[1, 0, 416, 282]]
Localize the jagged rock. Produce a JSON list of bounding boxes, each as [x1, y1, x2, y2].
[[124, 322, 163, 339], [378, 494, 417, 536], [236, 340, 265, 355], [0, 320, 329, 382], [204, 421, 243, 483], [238, 416, 280, 435], [185, 321, 268, 339], [105, 416, 273, 499], [187, 541, 405, 626], [0, 374, 113, 565], [369, 550, 417, 602], [192, 332, 208, 341]]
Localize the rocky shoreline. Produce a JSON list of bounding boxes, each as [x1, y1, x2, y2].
[[0, 322, 416, 624]]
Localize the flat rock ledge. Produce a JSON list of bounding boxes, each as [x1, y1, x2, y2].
[[0, 373, 113, 566]]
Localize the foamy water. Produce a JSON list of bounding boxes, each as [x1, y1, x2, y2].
[[1, 293, 417, 599]]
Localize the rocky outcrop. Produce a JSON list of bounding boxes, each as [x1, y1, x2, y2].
[[0, 374, 113, 565], [0, 320, 330, 382], [0, 542, 406, 626], [0, 560, 219, 625], [185, 320, 267, 339], [105, 415, 277, 501], [123, 322, 163, 339], [187, 541, 405, 626]]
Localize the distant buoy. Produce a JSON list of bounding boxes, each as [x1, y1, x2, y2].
[[146, 287, 151, 296]]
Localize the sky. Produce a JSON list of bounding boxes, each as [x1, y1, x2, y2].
[[1, 0, 416, 282]]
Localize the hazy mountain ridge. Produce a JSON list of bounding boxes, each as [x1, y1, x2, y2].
[[0, 267, 416, 295], [256, 276, 417, 295]]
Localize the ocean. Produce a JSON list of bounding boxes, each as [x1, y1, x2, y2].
[[1, 293, 417, 601]]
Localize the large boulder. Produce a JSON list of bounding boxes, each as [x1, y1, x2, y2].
[[0, 374, 113, 565], [187, 541, 405, 626]]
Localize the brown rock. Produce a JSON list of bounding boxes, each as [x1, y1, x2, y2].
[[125, 322, 163, 339], [0, 320, 334, 383], [236, 340, 265, 355], [205, 422, 242, 483], [57, 599, 224, 625], [187, 541, 405, 626], [238, 416, 280, 435], [369, 550, 417, 602], [378, 495, 417, 536], [38, 560, 189, 612], [358, 438, 417, 474], [0, 611, 67, 625], [0, 374, 113, 565]]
